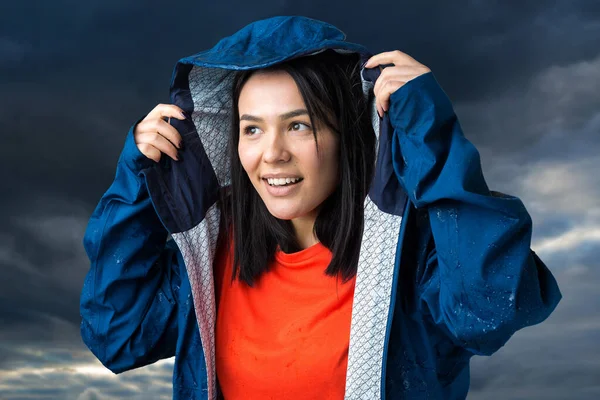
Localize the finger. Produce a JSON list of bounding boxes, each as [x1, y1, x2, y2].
[[147, 103, 187, 121], [136, 131, 180, 161], [374, 66, 429, 95], [136, 143, 162, 163], [373, 67, 408, 97], [374, 80, 386, 118], [380, 80, 406, 112], [375, 71, 431, 102], [373, 66, 397, 98], [365, 50, 416, 68], [376, 100, 382, 119], [376, 94, 388, 118], [373, 68, 387, 98], [137, 118, 183, 149], [374, 80, 399, 115], [377, 97, 385, 117]]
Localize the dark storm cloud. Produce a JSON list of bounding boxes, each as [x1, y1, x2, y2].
[[469, 265, 600, 399], [4, 1, 600, 95], [1, 1, 599, 399], [281, 0, 600, 101], [456, 53, 600, 160], [0, 195, 90, 323]]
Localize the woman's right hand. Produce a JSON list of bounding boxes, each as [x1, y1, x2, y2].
[[134, 104, 187, 162]]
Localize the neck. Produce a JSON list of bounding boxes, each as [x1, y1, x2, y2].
[[291, 213, 319, 249]]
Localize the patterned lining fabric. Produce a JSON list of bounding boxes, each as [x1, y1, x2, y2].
[[174, 58, 401, 399], [345, 197, 401, 399], [171, 204, 221, 400]]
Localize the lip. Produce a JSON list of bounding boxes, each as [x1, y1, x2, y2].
[[262, 178, 302, 197], [262, 173, 302, 179]]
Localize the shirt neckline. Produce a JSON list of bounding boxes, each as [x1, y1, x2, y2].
[[274, 241, 328, 265]]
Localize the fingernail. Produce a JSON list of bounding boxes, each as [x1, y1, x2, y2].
[[180, 111, 187, 119], [179, 141, 184, 150]]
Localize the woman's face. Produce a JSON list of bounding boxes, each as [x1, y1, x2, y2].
[[237, 70, 339, 224]]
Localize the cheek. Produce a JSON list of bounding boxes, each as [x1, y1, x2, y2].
[[302, 142, 339, 191], [237, 142, 260, 175], [320, 141, 340, 182]]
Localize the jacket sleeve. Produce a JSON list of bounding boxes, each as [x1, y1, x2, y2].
[[80, 123, 182, 373], [388, 72, 562, 356]]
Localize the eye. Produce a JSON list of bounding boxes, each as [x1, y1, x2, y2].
[[243, 126, 262, 136], [290, 122, 311, 132]]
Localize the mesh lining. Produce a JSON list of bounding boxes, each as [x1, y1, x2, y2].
[[171, 204, 220, 399], [188, 67, 235, 187]]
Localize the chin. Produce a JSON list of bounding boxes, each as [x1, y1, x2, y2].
[[264, 206, 300, 221], [261, 200, 310, 221]]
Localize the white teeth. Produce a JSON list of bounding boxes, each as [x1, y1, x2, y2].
[[266, 177, 301, 186]]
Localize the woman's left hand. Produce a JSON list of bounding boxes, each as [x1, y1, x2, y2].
[[365, 50, 431, 118]]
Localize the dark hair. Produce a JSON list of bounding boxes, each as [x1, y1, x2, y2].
[[222, 49, 376, 286]]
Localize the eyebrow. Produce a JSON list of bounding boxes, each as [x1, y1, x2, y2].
[[240, 109, 309, 122]]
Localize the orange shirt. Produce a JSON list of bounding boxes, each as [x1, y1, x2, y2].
[[214, 241, 356, 400]]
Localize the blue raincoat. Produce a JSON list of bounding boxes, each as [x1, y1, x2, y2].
[[80, 16, 562, 400]]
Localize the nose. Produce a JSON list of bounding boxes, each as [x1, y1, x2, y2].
[[262, 131, 291, 164]]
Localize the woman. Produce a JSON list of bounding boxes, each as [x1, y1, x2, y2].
[[80, 16, 562, 400]]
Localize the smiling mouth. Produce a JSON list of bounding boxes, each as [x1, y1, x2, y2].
[[264, 177, 304, 187]]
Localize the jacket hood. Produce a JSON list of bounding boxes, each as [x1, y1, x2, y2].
[[174, 15, 369, 71]]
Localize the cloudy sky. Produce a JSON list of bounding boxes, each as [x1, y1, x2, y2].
[[1, 1, 599, 399]]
